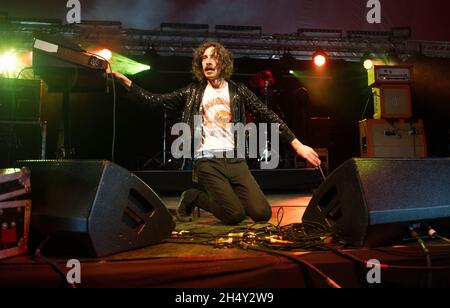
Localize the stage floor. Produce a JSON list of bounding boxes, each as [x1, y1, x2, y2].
[[1, 194, 450, 288], [161, 193, 311, 227]]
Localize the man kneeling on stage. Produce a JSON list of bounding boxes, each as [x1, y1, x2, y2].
[[112, 42, 321, 225]]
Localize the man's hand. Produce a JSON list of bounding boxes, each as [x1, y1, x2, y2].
[[291, 139, 321, 167], [108, 69, 132, 89]]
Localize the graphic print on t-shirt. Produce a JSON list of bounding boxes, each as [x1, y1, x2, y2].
[[203, 97, 231, 130], [198, 83, 234, 152]]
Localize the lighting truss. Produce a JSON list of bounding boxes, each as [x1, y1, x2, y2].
[[2, 20, 450, 61]]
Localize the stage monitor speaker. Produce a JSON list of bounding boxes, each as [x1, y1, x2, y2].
[[18, 160, 175, 257], [302, 158, 450, 247]]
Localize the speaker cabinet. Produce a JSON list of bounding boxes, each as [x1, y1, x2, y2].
[[373, 84, 412, 119], [359, 119, 427, 158], [18, 160, 175, 257], [302, 158, 450, 247]]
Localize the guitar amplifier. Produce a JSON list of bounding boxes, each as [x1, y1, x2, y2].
[[373, 84, 412, 119], [368, 65, 414, 86], [359, 119, 427, 158], [0, 168, 32, 260]]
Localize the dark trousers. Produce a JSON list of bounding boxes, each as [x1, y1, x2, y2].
[[182, 158, 272, 225]]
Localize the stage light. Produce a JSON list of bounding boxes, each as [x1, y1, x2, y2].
[[95, 49, 113, 61], [215, 25, 262, 35], [348, 30, 391, 41], [110, 52, 150, 75], [289, 70, 294, 75], [364, 59, 374, 70], [314, 55, 326, 67], [361, 52, 378, 70], [298, 28, 342, 40], [0, 51, 18, 76], [0, 50, 34, 78], [312, 50, 327, 67], [391, 27, 411, 40], [160, 22, 209, 32], [361, 52, 384, 73]]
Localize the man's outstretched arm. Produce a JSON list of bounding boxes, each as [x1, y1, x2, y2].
[[109, 70, 186, 112]]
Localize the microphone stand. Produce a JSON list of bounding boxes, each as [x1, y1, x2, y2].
[[162, 104, 168, 165], [259, 78, 270, 163], [143, 103, 171, 170]]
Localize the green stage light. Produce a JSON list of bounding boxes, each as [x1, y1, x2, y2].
[[288, 70, 308, 80], [0, 50, 33, 79], [0, 51, 19, 77], [110, 53, 150, 75]]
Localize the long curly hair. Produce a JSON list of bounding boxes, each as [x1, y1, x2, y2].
[[192, 42, 234, 82]]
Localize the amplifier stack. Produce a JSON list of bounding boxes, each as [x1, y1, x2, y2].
[[361, 65, 426, 158]]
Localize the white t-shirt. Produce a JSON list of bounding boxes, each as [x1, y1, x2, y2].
[[196, 82, 235, 154]]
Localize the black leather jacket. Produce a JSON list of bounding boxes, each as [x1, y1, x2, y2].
[[129, 80, 296, 146]]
